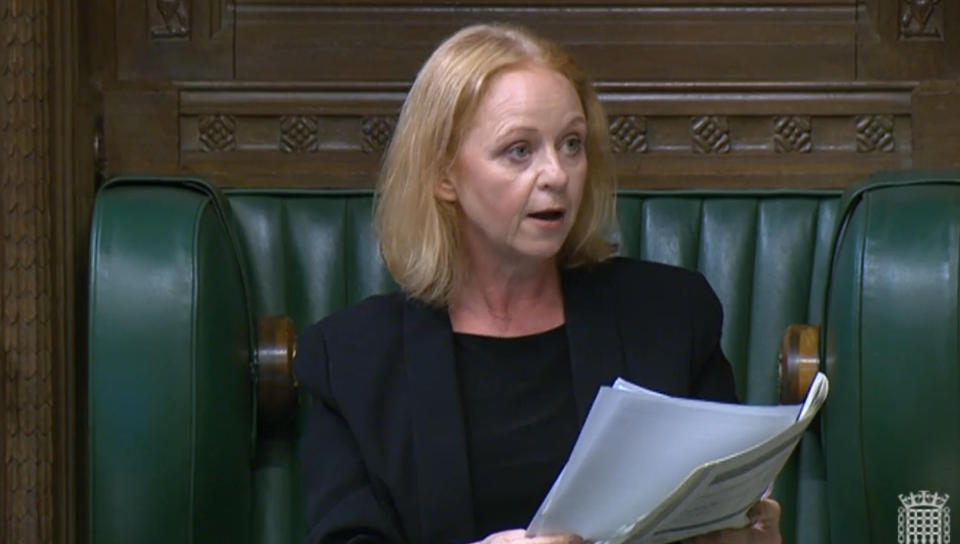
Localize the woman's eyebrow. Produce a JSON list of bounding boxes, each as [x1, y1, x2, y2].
[[492, 124, 537, 140], [564, 116, 587, 130], [493, 116, 586, 139]]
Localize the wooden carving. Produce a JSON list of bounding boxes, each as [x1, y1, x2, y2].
[[280, 116, 319, 154], [774, 116, 812, 153], [1, 0, 56, 541], [151, 0, 190, 38], [361, 116, 397, 153], [609, 116, 649, 154], [691, 116, 731, 154], [899, 0, 943, 39], [172, 85, 914, 188], [199, 114, 236, 152], [856, 115, 896, 153]]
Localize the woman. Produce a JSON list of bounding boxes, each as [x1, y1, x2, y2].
[[295, 24, 781, 544]]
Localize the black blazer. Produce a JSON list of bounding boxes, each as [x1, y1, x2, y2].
[[295, 257, 737, 544]]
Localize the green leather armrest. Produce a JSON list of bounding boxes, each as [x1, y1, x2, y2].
[[823, 169, 960, 544], [88, 179, 254, 544]]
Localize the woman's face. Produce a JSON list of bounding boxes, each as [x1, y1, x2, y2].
[[437, 64, 588, 269]]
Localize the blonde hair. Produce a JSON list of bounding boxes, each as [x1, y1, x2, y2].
[[375, 23, 617, 305]]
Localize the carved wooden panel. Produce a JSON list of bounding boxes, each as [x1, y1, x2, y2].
[[107, 82, 913, 189], [912, 80, 960, 168], [858, 0, 959, 79], [117, 0, 232, 80], [234, 2, 856, 82], [98, 0, 960, 192]]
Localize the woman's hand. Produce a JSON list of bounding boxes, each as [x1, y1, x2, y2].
[[684, 498, 782, 544], [474, 529, 586, 544]]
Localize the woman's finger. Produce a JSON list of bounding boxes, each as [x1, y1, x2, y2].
[[748, 498, 782, 527]]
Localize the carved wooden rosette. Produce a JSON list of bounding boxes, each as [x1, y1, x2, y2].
[[856, 114, 896, 153], [1, 0, 56, 542], [609, 116, 649, 154], [199, 114, 237, 152], [691, 116, 732, 154], [280, 115, 320, 154], [774, 116, 813, 153], [361, 116, 397, 153]]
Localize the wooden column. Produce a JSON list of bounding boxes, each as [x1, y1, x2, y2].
[[1, 0, 80, 541]]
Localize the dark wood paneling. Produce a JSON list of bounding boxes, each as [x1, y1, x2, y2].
[[117, 0, 233, 80], [857, 0, 960, 80], [912, 80, 960, 168], [103, 90, 181, 175], [235, 4, 856, 82], [1, 0, 58, 542], [117, 82, 908, 189], [100, 0, 958, 193]]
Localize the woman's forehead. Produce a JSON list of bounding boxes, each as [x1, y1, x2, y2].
[[468, 66, 583, 131]]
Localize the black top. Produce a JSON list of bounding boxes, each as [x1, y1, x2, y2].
[[452, 325, 579, 537]]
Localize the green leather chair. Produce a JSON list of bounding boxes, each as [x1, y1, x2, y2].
[[97, 173, 939, 544], [821, 170, 960, 544]]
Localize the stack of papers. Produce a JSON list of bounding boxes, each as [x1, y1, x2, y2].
[[527, 373, 829, 544]]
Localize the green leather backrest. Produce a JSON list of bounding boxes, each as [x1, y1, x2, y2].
[[823, 170, 960, 544], [89, 180, 840, 544], [88, 180, 254, 544]]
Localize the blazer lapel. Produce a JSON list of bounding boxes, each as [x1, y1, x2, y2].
[[403, 300, 476, 544], [562, 265, 626, 423]]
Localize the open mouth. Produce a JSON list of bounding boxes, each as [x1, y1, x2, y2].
[[528, 210, 565, 221]]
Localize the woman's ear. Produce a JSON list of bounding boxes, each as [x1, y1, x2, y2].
[[435, 176, 458, 202]]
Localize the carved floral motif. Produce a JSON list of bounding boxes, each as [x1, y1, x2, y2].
[[361, 116, 397, 153], [774, 116, 812, 153], [280, 115, 319, 153], [199, 114, 237, 152], [691, 116, 731, 154], [856, 115, 895, 153], [609, 116, 649, 153]]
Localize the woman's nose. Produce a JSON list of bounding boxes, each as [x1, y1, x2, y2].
[[537, 149, 568, 189]]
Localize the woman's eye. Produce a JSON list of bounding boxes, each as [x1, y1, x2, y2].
[[506, 144, 530, 160], [562, 136, 583, 155]]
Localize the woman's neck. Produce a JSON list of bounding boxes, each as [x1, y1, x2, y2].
[[447, 257, 565, 337]]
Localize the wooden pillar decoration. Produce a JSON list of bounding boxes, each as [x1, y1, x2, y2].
[[1, 0, 57, 542]]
